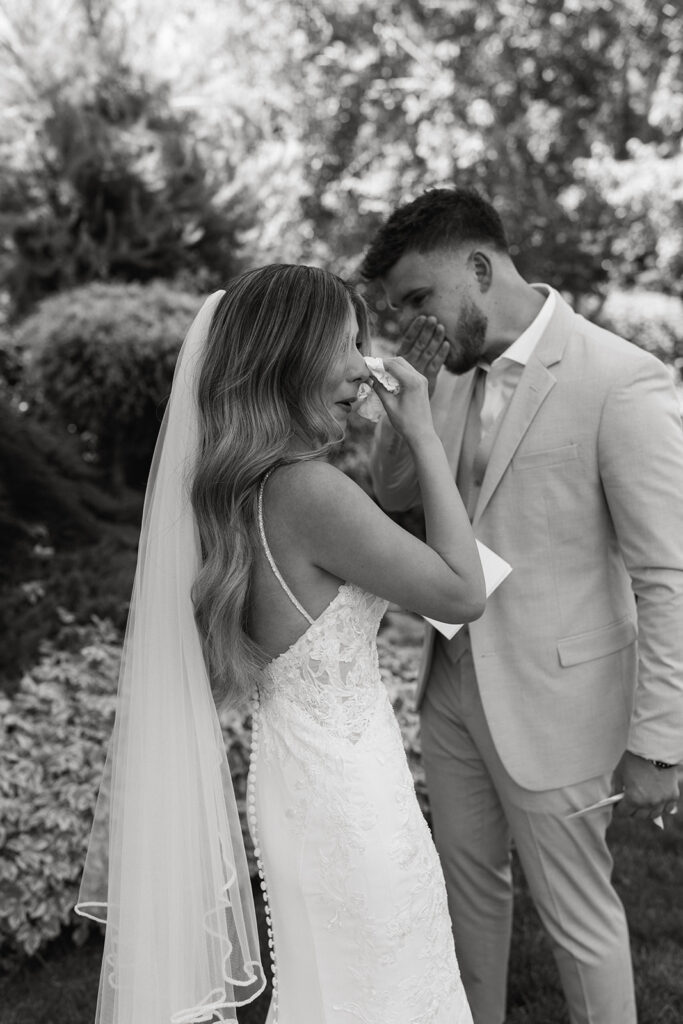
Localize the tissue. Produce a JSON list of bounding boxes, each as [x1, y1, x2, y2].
[[356, 357, 400, 422]]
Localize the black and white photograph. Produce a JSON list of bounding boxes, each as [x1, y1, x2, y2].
[[1, 2, 682, 1023]]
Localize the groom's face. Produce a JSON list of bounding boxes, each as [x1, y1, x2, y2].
[[381, 248, 488, 375]]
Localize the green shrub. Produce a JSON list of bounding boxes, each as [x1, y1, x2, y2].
[[0, 532, 139, 695], [598, 289, 683, 369], [15, 281, 204, 490], [0, 620, 120, 959], [2, 54, 251, 318], [0, 619, 257, 961]]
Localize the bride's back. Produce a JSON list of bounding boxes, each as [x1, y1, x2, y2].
[[248, 462, 347, 661]]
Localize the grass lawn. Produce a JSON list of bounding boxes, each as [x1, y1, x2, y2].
[[1, 813, 681, 1024]]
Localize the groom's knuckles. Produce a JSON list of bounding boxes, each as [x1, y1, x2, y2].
[[625, 776, 676, 815]]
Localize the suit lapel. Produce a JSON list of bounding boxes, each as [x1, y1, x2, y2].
[[472, 360, 556, 526], [471, 292, 575, 527]]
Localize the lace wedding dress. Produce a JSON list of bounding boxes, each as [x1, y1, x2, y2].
[[246, 478, 473, 1024]]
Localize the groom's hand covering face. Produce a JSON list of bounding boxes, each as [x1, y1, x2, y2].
[[398, 315, 450, 396]]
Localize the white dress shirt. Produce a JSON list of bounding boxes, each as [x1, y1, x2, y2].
[[478, 285, 557, 438]]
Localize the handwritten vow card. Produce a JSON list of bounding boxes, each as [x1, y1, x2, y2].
[[424, 540, 512, 640]]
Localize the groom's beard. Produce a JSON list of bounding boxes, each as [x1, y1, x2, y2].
[[444, 302, 488, 376]]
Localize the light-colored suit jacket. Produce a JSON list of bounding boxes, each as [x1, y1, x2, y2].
[[371, 291, 683, 791]]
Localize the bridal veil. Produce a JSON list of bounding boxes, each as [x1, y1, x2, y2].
[[76, 291, 266, 1023]]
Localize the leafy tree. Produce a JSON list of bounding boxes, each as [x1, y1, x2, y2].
[[0, 0, 253, 316], [272, 0, 683, 297], [4, 0, 682, 303]]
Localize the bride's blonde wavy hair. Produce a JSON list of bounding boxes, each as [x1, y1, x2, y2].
[[191, 264, 370, 707]]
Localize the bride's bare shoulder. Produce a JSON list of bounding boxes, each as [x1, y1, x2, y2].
[[266, 460, 362, 520], [269, 459, 349, 491]]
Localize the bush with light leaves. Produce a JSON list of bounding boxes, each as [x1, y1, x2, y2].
[[0, 620, 120, 959], [0, 617, 260, 961]]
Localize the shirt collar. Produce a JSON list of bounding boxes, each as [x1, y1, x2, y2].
[[486, 285, 556, 371]]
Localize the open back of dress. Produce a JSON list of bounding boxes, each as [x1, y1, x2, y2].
[[247, 478, 472, 1024]]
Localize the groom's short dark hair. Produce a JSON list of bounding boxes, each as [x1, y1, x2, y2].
[[360, 187, 509, 282]]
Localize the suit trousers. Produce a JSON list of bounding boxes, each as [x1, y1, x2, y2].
[[420, 640, 637, 1024]]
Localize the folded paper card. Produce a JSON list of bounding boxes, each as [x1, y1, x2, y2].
[[567, 793, 663, 829], [424, 541, 512, 639]]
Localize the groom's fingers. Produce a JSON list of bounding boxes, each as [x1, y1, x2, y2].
[[400, 315, 429, 350], [400, 316, 442, 363], [621, 791, 671, 821], [418, 334, 448, 391], [613, 751, 679, 826], [418, 321, 446, 358], [618, 798, 655, 821], [399, 316, 448, 393], [423, 333, 449, 375]]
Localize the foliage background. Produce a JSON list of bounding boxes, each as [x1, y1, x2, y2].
[[1, 0, 682, 1018]]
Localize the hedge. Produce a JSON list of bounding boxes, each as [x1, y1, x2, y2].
[[14, 281, 203, 490], [0, 621, 120, 960]]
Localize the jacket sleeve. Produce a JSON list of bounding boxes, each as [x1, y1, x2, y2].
[[598, 355, 683, 764]]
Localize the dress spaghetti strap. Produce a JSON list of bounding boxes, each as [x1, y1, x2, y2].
[[257, 470, 315, 626]]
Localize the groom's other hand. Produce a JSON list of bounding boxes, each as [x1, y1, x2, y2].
[[612, 750, 680, 823], [399, 315, 449, 396]]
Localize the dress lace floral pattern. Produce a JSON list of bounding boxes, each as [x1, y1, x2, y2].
[[250, 580, 472, 1024], [261, 585, 387, 740]]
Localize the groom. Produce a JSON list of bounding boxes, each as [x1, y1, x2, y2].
[[362, 187, 683, 1024]]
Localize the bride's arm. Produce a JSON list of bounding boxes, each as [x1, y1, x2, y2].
[[286, 359, 486, 624]]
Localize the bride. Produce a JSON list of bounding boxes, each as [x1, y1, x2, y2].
[[77, 264, 484, 1024]]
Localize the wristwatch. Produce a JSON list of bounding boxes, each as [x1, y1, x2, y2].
[[646, 758, 678, 771]]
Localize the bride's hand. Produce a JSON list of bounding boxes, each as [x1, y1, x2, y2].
[[371, 357, 437, 447]]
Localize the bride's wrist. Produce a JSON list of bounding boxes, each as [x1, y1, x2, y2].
[[404, 428, 442, 457]]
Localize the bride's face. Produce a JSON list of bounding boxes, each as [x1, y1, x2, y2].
[[323, 311, 370, 426]]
